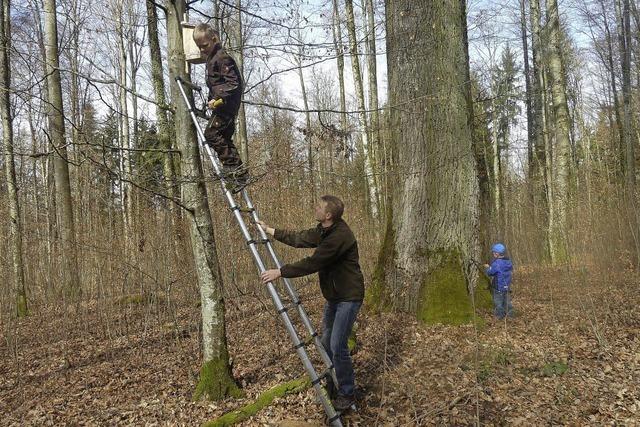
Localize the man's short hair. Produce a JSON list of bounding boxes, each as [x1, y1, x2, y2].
[[193, 23, 220, 42], [321, 195, 344, 221]]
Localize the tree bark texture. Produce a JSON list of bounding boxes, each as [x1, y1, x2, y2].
[[545, 0, 572, 262], [1, 0, 28, 316], [372, 0, 485, 324], [44, 0, 81, 295]]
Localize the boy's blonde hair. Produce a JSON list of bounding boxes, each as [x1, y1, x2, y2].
[[193, 23, 220, 42]]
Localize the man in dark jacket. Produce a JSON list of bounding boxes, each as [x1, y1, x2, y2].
[[193, 23, 247, 192], [259, 195, 364, 411]]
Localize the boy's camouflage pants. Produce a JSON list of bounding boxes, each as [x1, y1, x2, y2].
[[204, 115, 242, 167]]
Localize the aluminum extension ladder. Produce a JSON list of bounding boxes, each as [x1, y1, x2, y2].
[[175, 76, 344, 426]]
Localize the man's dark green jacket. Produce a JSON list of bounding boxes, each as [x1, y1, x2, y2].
[[275, 220, 365, 302]]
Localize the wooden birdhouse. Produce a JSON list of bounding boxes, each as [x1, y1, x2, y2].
[[182, 21, 206, 65]]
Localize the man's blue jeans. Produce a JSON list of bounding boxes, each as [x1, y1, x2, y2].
[[492, 289, 513, 319], [320, 300, 362, 397]]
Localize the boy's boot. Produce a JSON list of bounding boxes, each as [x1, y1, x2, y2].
[[221, 164, 249, 193], [332, 393, 355, 412]]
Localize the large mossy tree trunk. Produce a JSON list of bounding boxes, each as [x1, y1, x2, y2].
[[165, 0, 240, 400], [370, 0, 488, 324]]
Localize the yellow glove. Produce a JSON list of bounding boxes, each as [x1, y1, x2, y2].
[[209, 98, 224, 109]]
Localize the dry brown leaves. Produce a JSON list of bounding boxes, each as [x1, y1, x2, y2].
[[1, 267, 639, 426]]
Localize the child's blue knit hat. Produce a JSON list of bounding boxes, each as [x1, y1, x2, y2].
[[491, 243, 506, 254]]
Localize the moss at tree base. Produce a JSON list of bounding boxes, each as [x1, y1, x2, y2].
[[475, 272, 494, 311], [366, 210, 395, 311], [418, 250, 484, 325], [193, 358, 243, 401], [16, 295, 28, 317], [202, 376, 310, 427], [368, 208, 492, 324]]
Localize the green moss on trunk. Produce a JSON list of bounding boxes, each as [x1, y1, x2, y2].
[[367, 207, 490, 323], [193, 358, 243, 401], [475, 272, 494, 311], [417, 250, 477, 325], [202, 376, 310, 427], [16, 294, 28, 317], [551, 236, 569, 265], [366, 211, 395, 311]]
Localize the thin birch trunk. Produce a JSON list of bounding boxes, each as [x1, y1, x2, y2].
[[345, 0, 378, 217]]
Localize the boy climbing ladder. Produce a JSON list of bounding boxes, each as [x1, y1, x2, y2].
[[192, 23, 248, 193]]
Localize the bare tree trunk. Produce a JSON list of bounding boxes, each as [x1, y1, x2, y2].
[[545, 0, 572, 262], [30, 0, 56, 278], [296, 54, 315, 203], [165, 0, 240, 400], [530, 0, 550, 259], [364, 0, 384, 216], [46, 151, 57, 287], [229, 0, 249, 162], [617, 0, 639, 265], [116, 4, 133, 252], [331, 0, 348, 183], [68, 0, 81, 200], [345, 0, 378, 217], [44, 0, 80, 295], [213, 0, 221, 35], [26, 94, 41, 239], [520, 0, 535, 194], [145, 0, 179, 230], [373, 0, 483, 324], [490, 93, 502, 236], [127, 2, 143, 259], [332, 0, 347, 135], [600, 0, 626, 177], [618, 0, 636, 188], [1, 0, 27, 316]]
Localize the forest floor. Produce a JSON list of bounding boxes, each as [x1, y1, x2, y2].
[[1, 266, 639, 426]]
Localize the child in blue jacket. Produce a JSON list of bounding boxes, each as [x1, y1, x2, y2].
[[484, 243, 514, 319]]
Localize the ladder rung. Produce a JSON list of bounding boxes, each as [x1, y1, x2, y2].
[[230, 205, 255, 214], [246, 238, 270, 246], [320, 367, 334, 378], [297, 333, 318, 350], [327, 414, 341, 423]]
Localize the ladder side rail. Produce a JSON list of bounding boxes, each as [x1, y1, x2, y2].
[[242, 192, 339, 386]]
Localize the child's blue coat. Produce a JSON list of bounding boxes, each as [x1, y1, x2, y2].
[[486, 258, 513, 292]]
